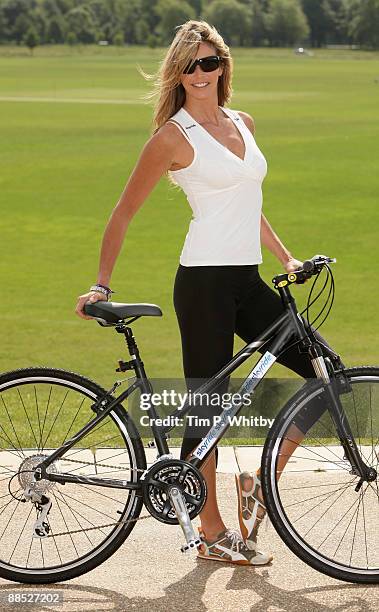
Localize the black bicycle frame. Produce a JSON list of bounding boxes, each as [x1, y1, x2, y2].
[[37, 284, 373, 489]]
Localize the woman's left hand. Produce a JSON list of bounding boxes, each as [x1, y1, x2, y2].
[[283, 257, 303, 273]]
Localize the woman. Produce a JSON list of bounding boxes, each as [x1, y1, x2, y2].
[[76, 20, 333, 567]]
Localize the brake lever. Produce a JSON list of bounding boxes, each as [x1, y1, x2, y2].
[[295, 273, 307, 284], [312, 254, 337, 265]]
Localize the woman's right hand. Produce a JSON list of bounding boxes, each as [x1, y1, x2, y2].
[[75, 291, 108, 320]]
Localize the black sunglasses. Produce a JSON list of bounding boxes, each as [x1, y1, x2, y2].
[[183, 55, 222, 75]]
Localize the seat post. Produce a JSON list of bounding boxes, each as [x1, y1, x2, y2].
[[115, 324, 150, 383], [115, 324, 170, 456], [123, 326, 138, 357]]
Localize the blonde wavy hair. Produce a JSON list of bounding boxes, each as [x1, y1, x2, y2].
[[138, 20, 234, 136]]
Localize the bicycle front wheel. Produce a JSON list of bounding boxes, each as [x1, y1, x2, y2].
[[0, 367, 146, 583], [262, 366, 379, 583]]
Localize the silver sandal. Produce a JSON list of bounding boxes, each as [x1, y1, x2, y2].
[[235, 470, 270, 553], [197, 527, 272, 566]]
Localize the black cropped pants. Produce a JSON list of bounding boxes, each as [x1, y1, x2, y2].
[[173, 263, 336, 462]]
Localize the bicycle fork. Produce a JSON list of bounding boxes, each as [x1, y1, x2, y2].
[[312, 348, 377, 489]]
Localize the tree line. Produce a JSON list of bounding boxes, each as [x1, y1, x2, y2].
[[1, 0, 378, 51]]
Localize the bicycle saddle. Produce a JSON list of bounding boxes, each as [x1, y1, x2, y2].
[[84, 301, 162, 324]]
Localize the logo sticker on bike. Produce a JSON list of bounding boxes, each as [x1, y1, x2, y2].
[[242, 351, 276, 393], [192, 352, 277, 460], [250, 351, 276, 377], [193, 434, 216, 460]]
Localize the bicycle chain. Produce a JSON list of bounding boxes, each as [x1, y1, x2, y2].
[[60, 455, 147, 473], [45, 456, 151, 537], [46, 513, 152, 538]]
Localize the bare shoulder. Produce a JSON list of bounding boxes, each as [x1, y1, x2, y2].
[[237, 110, 256, 136], [155, 120, 186, 149], [136, 120, 184, 169], [155, 119, 194, 171]]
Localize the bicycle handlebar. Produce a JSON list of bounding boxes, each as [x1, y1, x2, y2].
[[302, 254, 336, 273], [272, 254, 336, 289]]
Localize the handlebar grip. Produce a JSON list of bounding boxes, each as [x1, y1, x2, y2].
[[302, 259, 315, 273]]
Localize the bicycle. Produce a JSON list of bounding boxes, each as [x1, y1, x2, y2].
[[0, 254, 377, 584]]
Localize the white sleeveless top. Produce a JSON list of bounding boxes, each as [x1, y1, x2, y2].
[[167, 105, 268, 266]]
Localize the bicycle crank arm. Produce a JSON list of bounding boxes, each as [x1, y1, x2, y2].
[[167, 486, 203, 553]]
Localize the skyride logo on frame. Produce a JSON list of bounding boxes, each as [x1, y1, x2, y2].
[[193, 351, 277, 460]]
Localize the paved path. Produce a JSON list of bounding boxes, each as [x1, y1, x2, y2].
[[0, 447, 378, 611]]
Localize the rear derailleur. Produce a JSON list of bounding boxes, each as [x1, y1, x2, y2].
[[23, 488, 52, 538]]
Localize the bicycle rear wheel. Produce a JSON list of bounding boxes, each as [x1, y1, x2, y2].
[[262, 366, 379, 583], [0, 367, 146, 583]]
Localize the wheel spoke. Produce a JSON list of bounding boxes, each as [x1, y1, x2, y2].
[[53, 493, 80, 558], [47, 522, 63, 566], [332, 495, 362, 557], [26, 533, 34, 568], [8, 505, 33, 564], [34, 386, 43, 452], [53, 487, 121, 521], [61, 396, 86, 445], [0, 431, 24, 460], [281, 437, 352, 472], [361, 486, 369, 569], [42, 389, 69, 449], [17, 388, 39, 448], [0, 395, 25, 458], [349, 489, 363, 566], [39, 386, 53, 450], [53, 490, 96, 546], [78, 483, 128, 505], [285, 480, 354, 510], [54, 489, 109, 538], [0, 498, 22, 544]]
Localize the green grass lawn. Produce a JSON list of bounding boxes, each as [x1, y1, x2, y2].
[[1, 44, 378, 394]]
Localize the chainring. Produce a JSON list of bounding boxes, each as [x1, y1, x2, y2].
[[141, 459, 207, 525]]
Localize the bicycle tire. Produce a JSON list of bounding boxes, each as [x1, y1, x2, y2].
[[261, 366, 379, 584], [0, 367, 146, 584]]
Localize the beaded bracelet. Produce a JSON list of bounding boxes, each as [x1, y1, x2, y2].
[[89, 284, 115, 301]]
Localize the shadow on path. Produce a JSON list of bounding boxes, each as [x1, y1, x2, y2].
[[0, 560, 376, 612]]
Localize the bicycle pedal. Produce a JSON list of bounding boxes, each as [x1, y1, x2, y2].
[[181, 537, 203, 553], [147, 440, 156, 448]]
